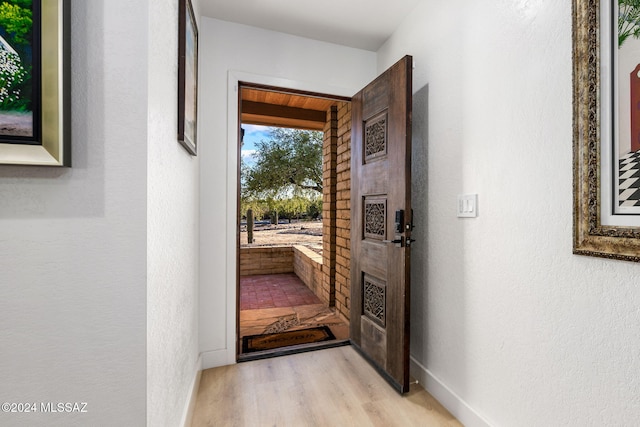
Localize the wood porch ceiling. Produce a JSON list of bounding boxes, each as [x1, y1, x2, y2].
[[241, 87, 340, 131]]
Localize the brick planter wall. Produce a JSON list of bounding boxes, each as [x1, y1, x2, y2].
[[239, 246, 294, 276], [239, 246, 325, 305], [292, 245, 324, 302]]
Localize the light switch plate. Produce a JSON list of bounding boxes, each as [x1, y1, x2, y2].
[[457, 194, 478, 217]]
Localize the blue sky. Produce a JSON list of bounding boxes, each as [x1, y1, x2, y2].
[[241, 124, 272, 166]]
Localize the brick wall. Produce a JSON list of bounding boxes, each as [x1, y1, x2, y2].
[[239, 246, 294, 276], [322, 107, 338, 306], [293, 245, 323, 297], [335, 102, 351, 321], [320, 102, 351, 321], [240, 245, 323, 300]]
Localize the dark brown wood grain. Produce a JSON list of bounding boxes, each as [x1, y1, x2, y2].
[[350, 55, 413, 393], [241, 100, 327, 130]]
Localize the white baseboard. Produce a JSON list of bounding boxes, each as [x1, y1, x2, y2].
[[410, 356, 493, 427], [181, 355, 203, 427], [201, 349, 235, 370]]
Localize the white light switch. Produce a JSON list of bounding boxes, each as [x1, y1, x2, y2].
[[457, 194, 478, 218]]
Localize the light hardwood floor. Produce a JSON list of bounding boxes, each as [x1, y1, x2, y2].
[[191, 346, 462, 426]]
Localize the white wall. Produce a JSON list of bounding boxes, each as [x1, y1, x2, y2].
[[0, 1, 202, 425], [198, 18, 376, 367], [147, 0, 201, 426], [0, 1, 148, 425], [379, 1, 640, 426]]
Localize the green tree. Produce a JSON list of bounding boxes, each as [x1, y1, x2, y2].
[[240, 197, 267, 220], [0, 0, 33, 46], [275, 196, 312, 222], [619, 0, 640, 47], [306, 196, 322, 219], [243, 128, 323, 198]]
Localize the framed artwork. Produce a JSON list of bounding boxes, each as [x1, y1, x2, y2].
[[0, 0, 70, 166], [573, 0, 640, 261], [178, 0, 198, 156]]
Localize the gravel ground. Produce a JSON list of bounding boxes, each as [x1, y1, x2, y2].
[[240, 220, 322, 251]]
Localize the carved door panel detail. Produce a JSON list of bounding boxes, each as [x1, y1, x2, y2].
[[363, 274, 386, 327], [364, 197, 386, 240], [365, 112, 388, 163]]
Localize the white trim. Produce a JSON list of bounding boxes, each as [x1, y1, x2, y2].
[[410, 356, 494, 427], [225, 70, 358, 367], [180, 356, 202, 427], [225, 73, 237, 367], [228, 70, 356, 99], [201, 349, 233, 370]]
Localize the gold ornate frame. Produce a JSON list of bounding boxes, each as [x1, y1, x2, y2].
[[573, 0, 640, 261], [0, 0, 70, 167]]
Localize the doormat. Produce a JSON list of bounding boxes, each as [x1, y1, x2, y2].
[[242, 326, 336, 353]]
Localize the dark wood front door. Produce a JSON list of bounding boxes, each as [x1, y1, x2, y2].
[[350, 55, 413, 393]]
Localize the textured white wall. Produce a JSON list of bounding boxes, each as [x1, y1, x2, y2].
[[198, 18, 376, 367], [0, 1, 148, 425], [379, 1, 640, 426], [147, 0, 201, 426]]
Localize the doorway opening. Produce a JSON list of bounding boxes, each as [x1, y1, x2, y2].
[[237, 83, 353, 360]]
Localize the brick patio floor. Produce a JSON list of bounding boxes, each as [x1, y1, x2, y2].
[[240, 273, 322, 310], [238, 273, 350, 348]]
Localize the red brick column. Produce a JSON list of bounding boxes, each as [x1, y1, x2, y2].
[[322, 106, 338, 306], [334, 102, 351, 320]]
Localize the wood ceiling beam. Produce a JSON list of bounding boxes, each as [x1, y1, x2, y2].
[[241, 101, 327, 127], [241, 114, 326, 131]]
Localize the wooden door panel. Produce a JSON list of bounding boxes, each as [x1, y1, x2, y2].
[[360, 243, 388, 281], [359, 165, 388, 194], [360, 316, 387, 368], [350, 55, 412, 393]]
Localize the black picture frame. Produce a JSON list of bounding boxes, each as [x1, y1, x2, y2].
[[178, 0, 198, 156]]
